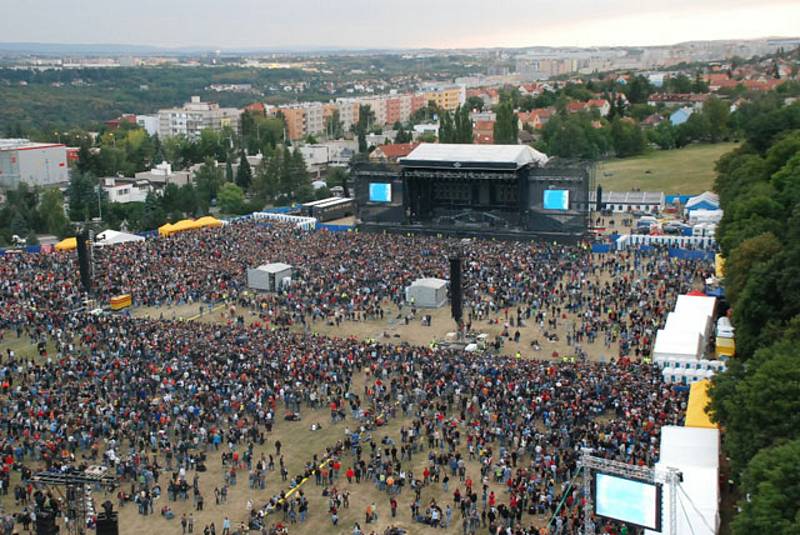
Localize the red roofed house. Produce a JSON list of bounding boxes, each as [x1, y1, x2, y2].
[[245, 102, 267, 115], [586, 99, 611, 117], [517, 111, 542, 130], [369, 142, 420, 163]]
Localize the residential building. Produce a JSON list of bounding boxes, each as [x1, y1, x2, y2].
[[298, 145, 330, 172], [647, 93, 708, 109], [157, 96, 241, 140], [473, 120, 495, 144], [279, 107, 305, 141], [136, 115, 159, 136], [134, 161, 191, 187], [0, 139, 68, 188], [423, 85, 465, 111], [102, 177, 152, 203]]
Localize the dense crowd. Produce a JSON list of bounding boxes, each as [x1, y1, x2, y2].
[[0, 222, 704, 534]]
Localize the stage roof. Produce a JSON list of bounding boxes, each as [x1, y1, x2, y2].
[[400, 143, 549, 170]]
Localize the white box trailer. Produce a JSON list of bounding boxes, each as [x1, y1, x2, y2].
[[247, 263, 293, 292], [405, 278, 448, 308]]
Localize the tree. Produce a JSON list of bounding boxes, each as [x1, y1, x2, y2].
[[38, 188, 69, 236], [67, 171, 99, 222], [710, 339, 800, 473], [731, 439, 800, 535], [225, 160, 234, 182], [176, 183, 199, 217], [327, 167, 349, 198], [454, 105, 473, 144], [465, 96, 484, 112], [610, 118, 646, 157], [438, 110, 455, 143], [724, 232, 783, 304], [141, 190, 166, 230], [493, 101, 518, 145], [325, 110, 344, 139], [160, 182, 182, 218], [355, 104, 375, 153], [235, 150, 253, 190], [289, 147, 310, 198], [394, 127, 413, 144], [624, 75, 653, 104], [218, 183, 246, 214], [194, 158, 224, 212], [702, 95, 730, 142]]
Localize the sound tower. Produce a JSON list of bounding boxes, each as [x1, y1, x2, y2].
[[596, 185, 603, 211], [75, 230, 93, 294], [449, 254, 463, 326], [35, 509, 58, 535], [96, 512, 119, 535]]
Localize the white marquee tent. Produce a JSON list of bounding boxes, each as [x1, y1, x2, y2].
[[94, 229, 145, 247], [646, 425, 720, 535]]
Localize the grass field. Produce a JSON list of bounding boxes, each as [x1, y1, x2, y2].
[[597, 142, 739, 194]]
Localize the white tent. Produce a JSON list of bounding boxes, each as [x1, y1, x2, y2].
[[405, 278, 448, 308], [685, 191, 720, 212], [646, 426, 720, 535], [653, 329, 703, 361], [94, 229, 145, 247]]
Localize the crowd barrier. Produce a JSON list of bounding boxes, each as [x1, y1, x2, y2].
[[616, 234, 717, 250], [251, 212, 317, 230], [316, 223, 354, 233]]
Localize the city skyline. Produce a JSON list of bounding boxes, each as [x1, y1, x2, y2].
[[1, 0, 799, 51]]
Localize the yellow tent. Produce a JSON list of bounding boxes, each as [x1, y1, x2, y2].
[[195, 216, 224, 228], [158, 223, 175, 237], [170, 219, 199, 233], [159, 217, 224, 237], [55, 237, 77, 251], [685, 379, 718, 429], [715, 254, 725, 278]]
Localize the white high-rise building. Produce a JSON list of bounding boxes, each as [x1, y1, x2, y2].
[[157, 96, 241, 140]]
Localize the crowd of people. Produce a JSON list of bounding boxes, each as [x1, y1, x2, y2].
[[0, 221, 707, 534]]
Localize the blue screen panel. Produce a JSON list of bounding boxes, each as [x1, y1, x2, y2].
[[595, 473, 659, 530], [543, 189, 569, 210], [369, 183, 392, 203]]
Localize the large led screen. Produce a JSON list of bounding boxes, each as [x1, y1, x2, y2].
[[369, 183, 392, 203], [543, 189, 570, 210], [595, 473, 661, 531]]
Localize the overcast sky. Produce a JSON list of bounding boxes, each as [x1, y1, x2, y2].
[[2, 0, 799, 50]]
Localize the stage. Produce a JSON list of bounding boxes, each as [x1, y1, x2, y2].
[[354, 143, 594, 242]]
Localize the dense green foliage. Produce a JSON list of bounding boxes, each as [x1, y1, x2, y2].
[[438, 105, 473, 144], [708, 97, 800, 533], [493, 100, 518, 145]]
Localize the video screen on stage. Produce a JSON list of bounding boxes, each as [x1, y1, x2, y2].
[[543, 189, 570, 210], [369, 182, 392, 203], [595, 473, 661, 531]]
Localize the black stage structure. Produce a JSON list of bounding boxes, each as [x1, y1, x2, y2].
[[353, 144, 594, 242]]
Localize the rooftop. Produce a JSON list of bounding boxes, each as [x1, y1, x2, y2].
[[400, 143, 548, 170], [0, 138, 66, 151]]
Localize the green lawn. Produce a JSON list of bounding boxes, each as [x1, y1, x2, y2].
[[597, 142, 739, 194]]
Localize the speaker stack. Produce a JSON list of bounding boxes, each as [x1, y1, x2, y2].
[[449, 254, 463, 326], [75, 230, 93, 294]]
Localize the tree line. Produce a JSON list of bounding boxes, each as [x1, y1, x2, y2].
[[707, 95, 800, 534]]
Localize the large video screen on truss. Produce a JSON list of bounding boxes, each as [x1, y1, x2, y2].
[[543, 189, 570, 210], [594, 472, 662, 531], [369, 182, 392, 203]]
